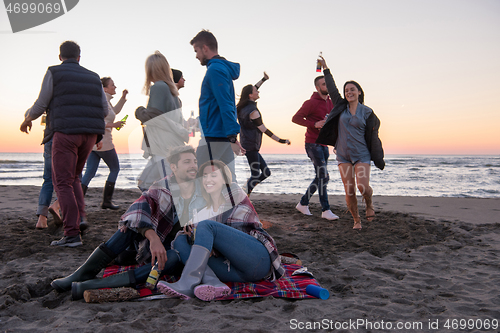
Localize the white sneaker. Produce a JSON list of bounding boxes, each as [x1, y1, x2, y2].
[[321, 210, 339, 220], [295, 203, 312, 216]]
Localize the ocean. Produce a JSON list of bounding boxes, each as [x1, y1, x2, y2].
[[0, 153, 499, 198]]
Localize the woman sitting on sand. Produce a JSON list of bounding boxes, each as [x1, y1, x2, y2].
[[316, 56, 385, 230], [157, 160, 284, 301]]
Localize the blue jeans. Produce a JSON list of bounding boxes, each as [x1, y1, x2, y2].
[[173, 220, 271, 283], [245, 151, 271, 194], [300, 143, 330, 211], [105, 228, 180, 283], [37, 139, 55, 217], [81, 148, 120, 186]]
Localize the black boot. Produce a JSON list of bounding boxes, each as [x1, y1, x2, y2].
[[81, 184, 88, 196], [102, 181, 119, 210], [51, 243, 116, 292], [71, 270, 136, 300]]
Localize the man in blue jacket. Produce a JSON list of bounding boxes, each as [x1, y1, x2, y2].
[[20, 41, 108, 247], [190, 30, 244, 180]]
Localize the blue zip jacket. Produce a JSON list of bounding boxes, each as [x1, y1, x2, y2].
[[199, 57, 240, 138]]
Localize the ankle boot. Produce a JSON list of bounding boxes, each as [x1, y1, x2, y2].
[[102, 181, 119, 210], [194, 266, 231, 301], [156, 245, 210, 299], [51, 243, 116, 292], [71, 270, 136, 300], [81, 184, 88, 196]]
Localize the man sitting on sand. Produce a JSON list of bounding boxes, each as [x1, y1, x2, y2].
[[50, 145, 206, 300]]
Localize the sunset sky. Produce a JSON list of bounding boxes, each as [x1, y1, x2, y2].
[[0, 0, 499, 155]]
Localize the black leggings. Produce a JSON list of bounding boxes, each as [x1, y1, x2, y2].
[[245, 151, 271, 194]]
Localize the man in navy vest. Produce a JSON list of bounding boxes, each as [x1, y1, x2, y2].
[[20, 41, 108, 247]]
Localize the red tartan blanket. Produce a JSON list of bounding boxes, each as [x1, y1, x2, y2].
[[103, 264, 320, 300]]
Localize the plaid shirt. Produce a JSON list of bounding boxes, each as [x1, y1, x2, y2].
[[119, 178, 177, 264], [201, 184, 285, 281]]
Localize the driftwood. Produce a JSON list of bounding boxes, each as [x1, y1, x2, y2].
[[83, 287, 140, 303]]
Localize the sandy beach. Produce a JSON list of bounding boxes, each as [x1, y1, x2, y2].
[[0, 185, 499, 332]]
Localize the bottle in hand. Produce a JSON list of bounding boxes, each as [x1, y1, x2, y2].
[[316, 51, 323, 72], [116, 114, 128, 131], [145, 261, 161, 290]]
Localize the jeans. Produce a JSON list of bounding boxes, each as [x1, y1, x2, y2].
[[300, 143, 330, 211], [173, 220, 271, 283], [37, 139, 55, 217], [52, 132, 96, 236], [196, 138, 236, 182], [81, 148, 120, 186], [105, 228, 180, 283], [245, 151, 271, 193]]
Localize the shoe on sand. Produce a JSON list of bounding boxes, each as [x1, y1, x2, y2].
[[50, 235, 82, 247], [321, 210, 339, 220], [295, 203, 312, 216]]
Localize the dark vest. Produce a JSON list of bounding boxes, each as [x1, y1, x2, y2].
[[238, 101, 262, 151], [48, 59, 105, 135]]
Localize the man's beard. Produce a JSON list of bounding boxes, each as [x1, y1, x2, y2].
[[179, 169, 198, 182], [200, 57, 208, 66]]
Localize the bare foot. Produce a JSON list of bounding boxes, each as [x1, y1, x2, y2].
[[49, 200, 60, 213], [48, 205, 63, 226], [36, 215, 48, 229]]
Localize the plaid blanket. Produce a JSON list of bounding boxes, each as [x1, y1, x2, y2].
[[103, 264, 320, 300]]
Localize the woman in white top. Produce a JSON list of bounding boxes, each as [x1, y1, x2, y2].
[[81, 77, 127, 210]]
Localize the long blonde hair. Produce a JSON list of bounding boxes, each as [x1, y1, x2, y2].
[[143, 51, 179, 97]]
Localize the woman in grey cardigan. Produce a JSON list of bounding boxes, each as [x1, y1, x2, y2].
[[316, 57, 385, 230], [136, 51, 189, 191]]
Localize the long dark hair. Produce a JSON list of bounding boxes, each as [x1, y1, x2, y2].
[[343, 80, 365, 104], [198, 160, 232, 208], [236, 84, 255, 115]]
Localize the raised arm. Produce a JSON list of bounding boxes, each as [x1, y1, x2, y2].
[[318, 57, 343, 105], [250, 110, 290, 145], [112, 89, 128, 114], [254, 72, 269, 90]]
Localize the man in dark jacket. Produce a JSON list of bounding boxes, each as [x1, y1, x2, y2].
[[291, 76, 339, 220], [20, 41, 108, 247]]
